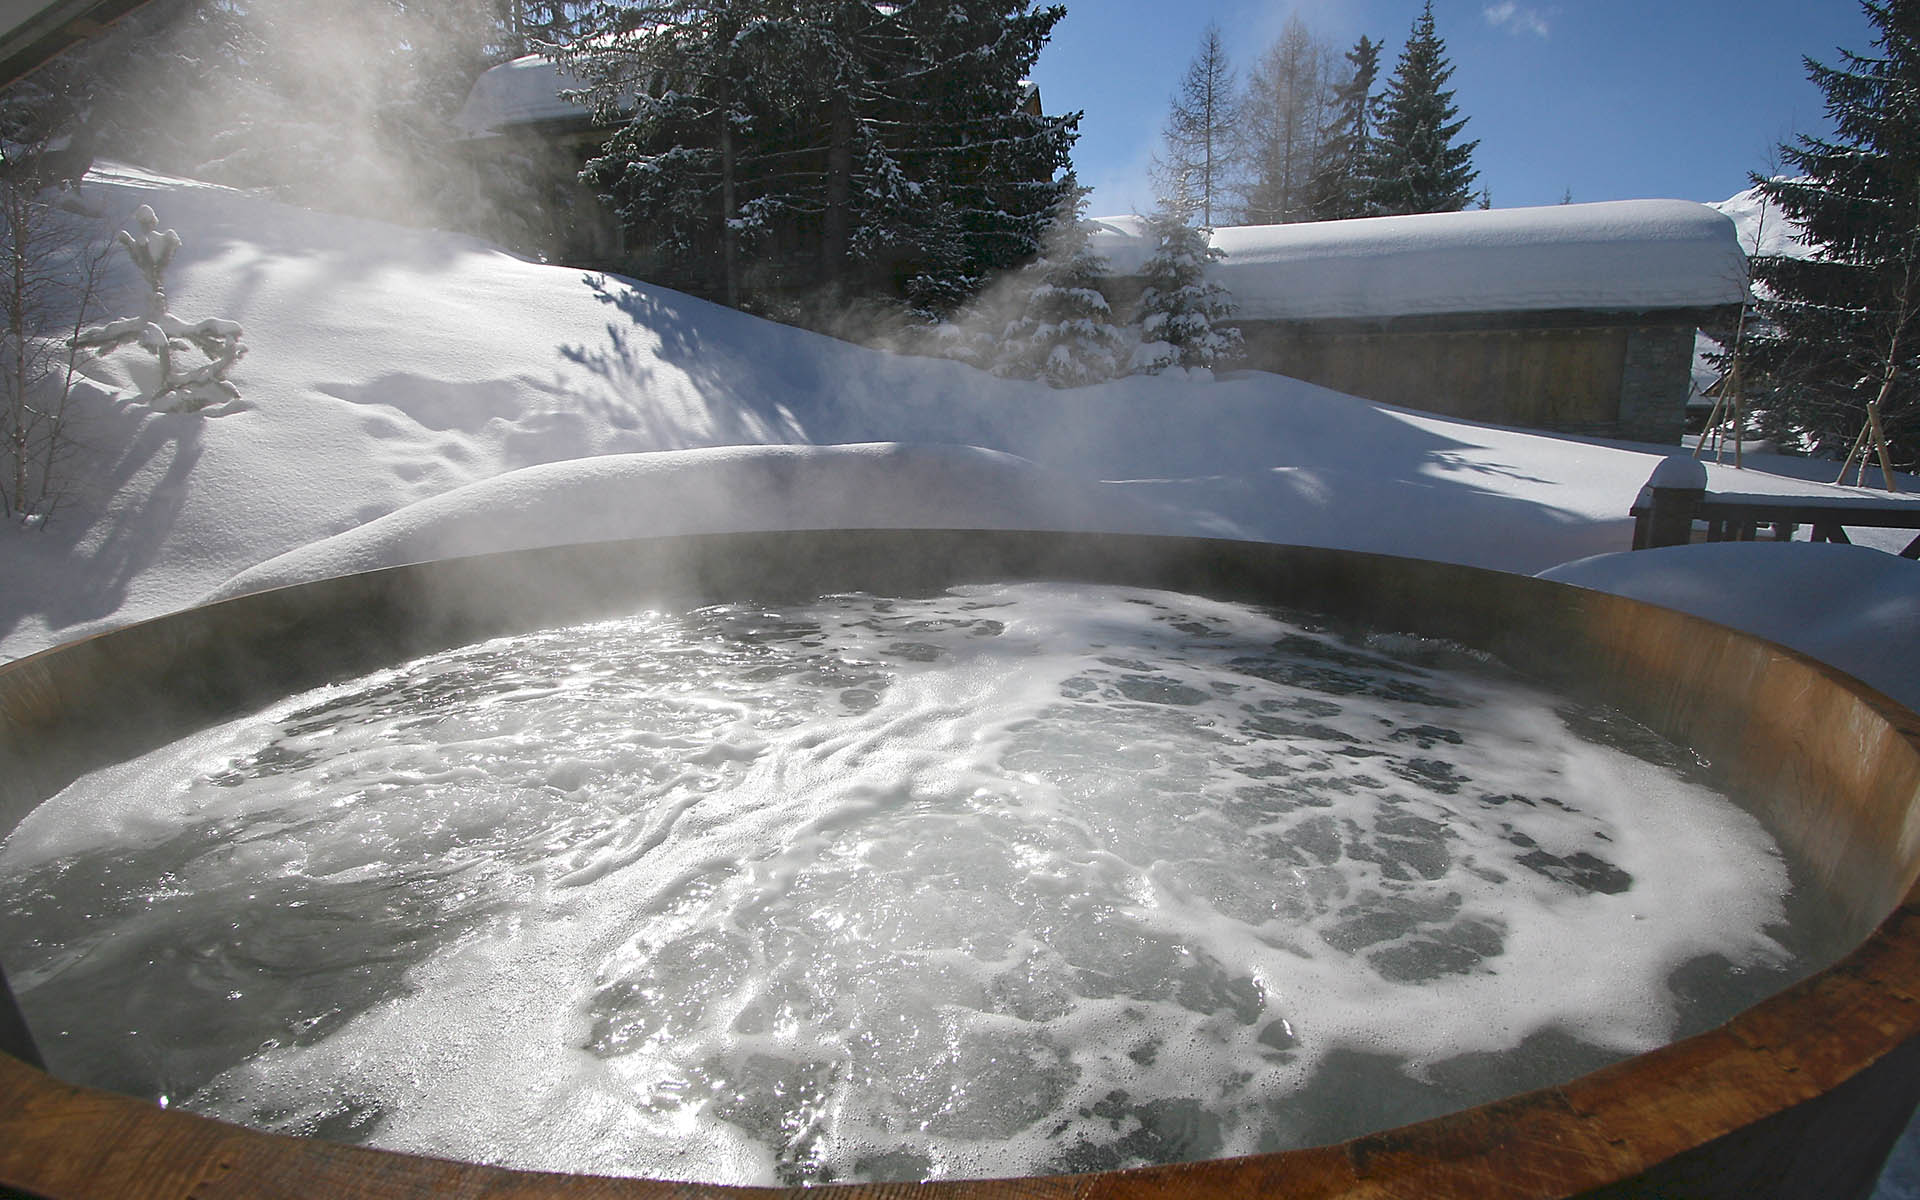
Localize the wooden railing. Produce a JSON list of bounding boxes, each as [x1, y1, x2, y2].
[[1630, 457, 1920, 558]]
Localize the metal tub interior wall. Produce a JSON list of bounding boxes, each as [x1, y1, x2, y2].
[[3, 529, 1919, 1200]]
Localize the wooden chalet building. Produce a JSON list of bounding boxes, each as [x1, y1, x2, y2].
[[1091, 201, 1748, 445]]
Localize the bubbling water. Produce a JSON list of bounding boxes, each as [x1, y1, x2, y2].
[[0, 583, 1818, 1183]]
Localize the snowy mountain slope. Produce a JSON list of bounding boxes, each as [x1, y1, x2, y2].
[[4, 165, 1915, 697]]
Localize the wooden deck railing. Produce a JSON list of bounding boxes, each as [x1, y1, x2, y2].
[[1630, 457, 1920, 558]]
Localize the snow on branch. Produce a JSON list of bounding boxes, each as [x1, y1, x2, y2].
[[70, 205, 246, 411]]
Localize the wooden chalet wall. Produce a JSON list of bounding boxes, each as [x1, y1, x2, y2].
[[1099, 265, 1719, 445], [1230, 308, 1720, 444]]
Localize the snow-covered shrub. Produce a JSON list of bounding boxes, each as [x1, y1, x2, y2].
[[71, 204, 245, 410], [1133, 204, 1243, 375]]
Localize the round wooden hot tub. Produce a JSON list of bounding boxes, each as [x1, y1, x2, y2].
[[3, 530, 1918, 1199]]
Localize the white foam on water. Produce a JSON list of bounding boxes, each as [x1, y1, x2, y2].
[[0, 584, 1805, 1182]]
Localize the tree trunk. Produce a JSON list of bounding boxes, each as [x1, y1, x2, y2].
[[823, 91, 854, 289], [720, 95, 740, 310]]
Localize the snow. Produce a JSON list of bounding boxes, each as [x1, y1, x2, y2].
[[211, 443, 1175, 600], [1541, 543, 1920, 714], [1089, 199, 1749, 321], [1689, 180, 1813, 403], [1646, 454, 1708, 490], [3, 162, 1916, 715], [4, 162, 1920, 1191], [1712, 180, 1812, 262], [452, 52, 592, 138]]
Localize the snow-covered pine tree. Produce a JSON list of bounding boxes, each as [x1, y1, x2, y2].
[[569, 0, 1073, 316], [1305, 34, 1381, 222], [1131, 195, 1243, 376], [565, 1, 781, 306], [504, 0, 592, 54], [1236, 14, 1334, 226], [992, 180, 1127, 387], [1746, 0, 1920, 470], [1366, 2, 1478, 216], [891, 0, 1077, 310], [1153, 23, 1238, 229]]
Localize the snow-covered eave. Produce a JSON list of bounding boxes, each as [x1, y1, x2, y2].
[[454, 52, 597, 140], [1090, 200, 1750, 323], [452, 110, 603, 149]]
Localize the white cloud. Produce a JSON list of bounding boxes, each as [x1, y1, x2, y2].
[[1484, 2, 1550, 37]]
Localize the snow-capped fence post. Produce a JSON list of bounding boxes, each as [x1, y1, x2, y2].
[[1631, 456, 1707, 550], [69, 204, 245, 411]]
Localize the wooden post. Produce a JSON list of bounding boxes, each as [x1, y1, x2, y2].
[[1633, 456, 1708, 549]]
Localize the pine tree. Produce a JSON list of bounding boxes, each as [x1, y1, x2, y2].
[[568, 0, 1074, 315], [992, 180, 1128, 387], [566, 3, 758, 303], [1236, 14, 1334, 226], [1153, 23, 1237, 227], [505, 0, 592, 53], [1747, 0, 1920, 471], [1366, 2, 1478, 216], [883, 1, 1078, 309], [1132, 192, 1242, 375], [1305, 34, 1380, 222]]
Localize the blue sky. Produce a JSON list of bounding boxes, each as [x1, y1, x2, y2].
[[1030, 0, 1875, 218]]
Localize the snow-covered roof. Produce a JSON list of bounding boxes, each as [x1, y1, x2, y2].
[[1089, 200, 1749, 322], [453, 53, 593, 139]]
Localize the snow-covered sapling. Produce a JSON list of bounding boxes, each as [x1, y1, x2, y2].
[[1132, 202, 1243, 376], [992, 182, 1129, 388], [71, 204, 245, 410]]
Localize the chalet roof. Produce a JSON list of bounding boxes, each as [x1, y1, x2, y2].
[[454, 53, 593, 138], [1088, 200, 1749, 322]]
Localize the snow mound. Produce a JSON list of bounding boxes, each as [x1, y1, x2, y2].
[[1090, 200, 1747, 321], [1538, 542, 1920, 712], [211, 443, 1177, 600]]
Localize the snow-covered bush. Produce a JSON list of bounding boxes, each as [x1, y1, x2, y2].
[[1132, 203, 1243, 376], [991, 184, 1128, 387], [71, 204, 244, 410]]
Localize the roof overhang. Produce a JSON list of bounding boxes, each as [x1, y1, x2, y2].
[[0, 0, 150, 85]]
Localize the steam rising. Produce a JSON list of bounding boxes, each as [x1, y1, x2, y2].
[[85, 0, 525, 237]]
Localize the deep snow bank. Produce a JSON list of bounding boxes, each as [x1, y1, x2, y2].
[[3, 166, 1915, 670], [211, 443, 1177, 599]]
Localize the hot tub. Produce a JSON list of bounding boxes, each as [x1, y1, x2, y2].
[[3, 530, 1918, 1199]]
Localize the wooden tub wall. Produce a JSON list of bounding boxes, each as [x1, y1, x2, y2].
[[3, 530, 1919, 1200]]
